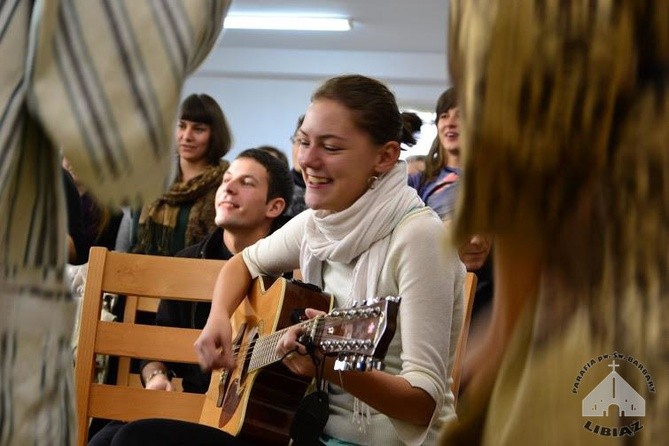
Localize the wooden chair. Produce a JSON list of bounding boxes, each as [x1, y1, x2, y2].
[[451, 271, 478, 405], [74, 247, 226, 446]]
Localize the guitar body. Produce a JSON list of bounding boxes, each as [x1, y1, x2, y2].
[[199, 276, 333, 445]]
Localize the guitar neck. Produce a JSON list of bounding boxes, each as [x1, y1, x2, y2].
[[243, 296, 399, 374], [247, 320, 313, 372]]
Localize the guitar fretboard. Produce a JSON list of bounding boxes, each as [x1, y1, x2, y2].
[[247, 320, 313, 371]]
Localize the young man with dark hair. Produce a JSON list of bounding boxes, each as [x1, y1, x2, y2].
[[141, 148, 294, 392], [89, 148, 294, 445]]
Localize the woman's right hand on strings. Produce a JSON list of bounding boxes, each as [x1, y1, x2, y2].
[[194, 312, 234, 371]]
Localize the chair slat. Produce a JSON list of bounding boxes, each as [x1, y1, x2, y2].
[[101, 251, 223, 299], [95, 322, 201, 363], [89, 384, 204, 422]]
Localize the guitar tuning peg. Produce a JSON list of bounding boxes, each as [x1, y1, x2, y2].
[[364, 356, 374, 371], [334, 357, 346, 371], [347, 354, 357, 371], [355, 354, 368, 372]]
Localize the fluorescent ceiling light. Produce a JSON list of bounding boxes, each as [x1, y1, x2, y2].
[[224, 15, 351, 31]]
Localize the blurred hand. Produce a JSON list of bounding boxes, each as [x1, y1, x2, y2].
[[145, 373, 175, 391], [194, 312, 234, 371]]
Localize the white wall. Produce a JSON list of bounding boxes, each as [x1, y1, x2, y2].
[[183, 46, 449, 166]]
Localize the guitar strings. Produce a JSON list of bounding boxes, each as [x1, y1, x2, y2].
[[230, 333, 366, 358], [228, 317, 372, 354], [227, 317, 378, 363]]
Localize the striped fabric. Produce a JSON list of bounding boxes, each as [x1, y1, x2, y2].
[[0, 1, 228, 444]]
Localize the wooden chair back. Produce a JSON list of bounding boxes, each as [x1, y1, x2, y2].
[[451, 271, 478, 405], [74, 247, 226, 446]]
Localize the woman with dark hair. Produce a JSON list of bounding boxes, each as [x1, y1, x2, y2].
[[408, 88, 460, 220], [111, 75, 464, 446], [131, 93, 232, 256]]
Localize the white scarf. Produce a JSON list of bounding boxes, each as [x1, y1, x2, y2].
[[300, 162, 425, 305]]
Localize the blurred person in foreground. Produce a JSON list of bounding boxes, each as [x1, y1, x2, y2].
[[442, 2, 669, 445], [0, 2, 229, 444]]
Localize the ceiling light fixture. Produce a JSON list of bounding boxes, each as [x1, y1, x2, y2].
[[224, 15, 351, 32]]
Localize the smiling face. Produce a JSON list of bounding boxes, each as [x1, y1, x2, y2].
[[296, 99, 387, 212], [214, 157, 277, 230], [437, 107, 460, 167], [177, 119, 211, 164]]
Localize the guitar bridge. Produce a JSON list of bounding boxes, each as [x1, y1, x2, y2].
[[216, 370, 229, 407]]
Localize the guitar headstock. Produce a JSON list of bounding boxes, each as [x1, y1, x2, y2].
[[310, 296, 400, 372]]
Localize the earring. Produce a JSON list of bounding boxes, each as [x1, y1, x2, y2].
[[367, 175, 379, 190]]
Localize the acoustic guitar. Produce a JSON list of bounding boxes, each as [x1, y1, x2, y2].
[[199, 276, 400, 445]]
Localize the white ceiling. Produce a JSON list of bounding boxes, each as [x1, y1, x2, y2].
[[220, 0, 449, 54], [186, 1, 451, 159]]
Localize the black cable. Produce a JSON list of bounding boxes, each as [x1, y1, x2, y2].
[[290, 334, 329, 445], [279, 347, 300, 362]]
